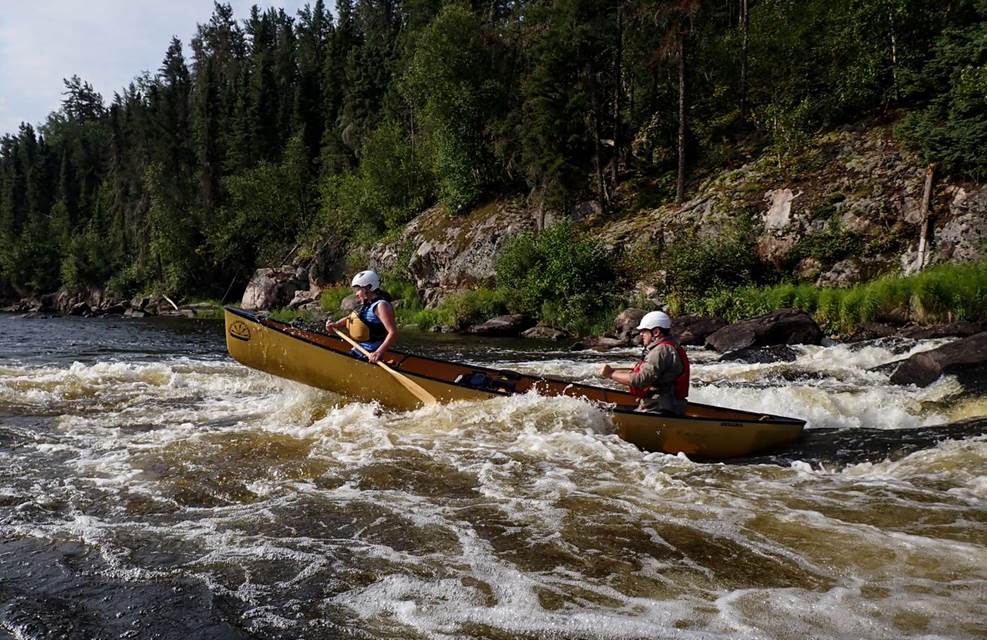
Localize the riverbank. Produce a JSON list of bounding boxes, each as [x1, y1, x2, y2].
[[6, 260, 986, 350]]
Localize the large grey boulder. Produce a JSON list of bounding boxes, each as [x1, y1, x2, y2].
[[369, 198, 539, 307], [612, 308, 646, 341], [467, 314, 533, 337], [521, 325, 568, 341], [705, 309, 824, 353], [889, 332, 987, 387], [673, 314, 727, 346], [241, 268, 306, 311]]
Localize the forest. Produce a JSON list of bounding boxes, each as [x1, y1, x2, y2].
[[1, 0, 985, 302]]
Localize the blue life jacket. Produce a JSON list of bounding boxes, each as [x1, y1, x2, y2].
[[356, 299, 388, 352]]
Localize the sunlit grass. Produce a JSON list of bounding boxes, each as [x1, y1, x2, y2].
[[687, 261, 987, 333]]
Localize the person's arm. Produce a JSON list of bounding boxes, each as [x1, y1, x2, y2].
[[599, 365, 635, 386], [367, 301, 398, 364]]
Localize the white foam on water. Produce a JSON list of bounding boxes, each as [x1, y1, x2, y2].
[[3, 334, 985, 640]]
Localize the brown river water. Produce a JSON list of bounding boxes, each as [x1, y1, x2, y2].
[[0, 313, 985, 639]]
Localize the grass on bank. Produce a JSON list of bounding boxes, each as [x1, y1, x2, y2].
[[685, 261, 987, 334]]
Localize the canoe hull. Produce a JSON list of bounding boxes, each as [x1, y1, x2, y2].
[[224, 308, 805, 459]]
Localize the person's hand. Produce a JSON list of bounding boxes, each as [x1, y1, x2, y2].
[[367, 351, 381, 364], [599, 364, 613, 379]]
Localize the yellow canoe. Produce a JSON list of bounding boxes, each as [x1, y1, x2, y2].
[[224, 307, 805, 459]]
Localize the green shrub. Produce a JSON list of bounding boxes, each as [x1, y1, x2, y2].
[[320, 287, 352, 314], [411, 287, 507, 331], [663, 220, 762, 298], [496, 223, 620, 333]]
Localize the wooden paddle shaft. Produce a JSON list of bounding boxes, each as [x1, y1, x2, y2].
[[332, 329, 437, 406]]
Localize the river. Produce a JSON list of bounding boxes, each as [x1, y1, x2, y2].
[[0, 313, 984, 639]]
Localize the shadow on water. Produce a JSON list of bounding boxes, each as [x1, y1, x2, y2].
[[730, 416, 987, 468], [0, 538, 249, 640]]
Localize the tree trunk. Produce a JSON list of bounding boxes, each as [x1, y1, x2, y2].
[[739, 0, 749, 116], [916, 164, 935, 271], [591, 84, 609, 214], [676, 30, 687, 204], [612, 2, 623, 188]]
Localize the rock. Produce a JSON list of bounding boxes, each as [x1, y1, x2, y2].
[[889, 332, 987, 387], [756, 234, 797, 269], [130, 295, 150, 311], [613, 308, 646, 341], [815, 256, 895, 288], [369, 198, 538, 308], [899, 321, 987, 340], [340, 294, 361, 312], [935, 186, 987, 264], [308, 235, 348, 288], [521, 325, 568, 341], [588, 336, 632, 351], [288, 288, 321, 310], [763, 188, 799, 230], [719, 344, 800, 364], [467, 314, 533, 337], [123, 309, 146, 318], [241, 268, 303, 311], [100, 302, 128, 316], [673, 314, 727, 346], [68, 302, 91, 316], [705, 308, 824, 353], [796, 257, 823, 282], [846, 322, 900, 342]]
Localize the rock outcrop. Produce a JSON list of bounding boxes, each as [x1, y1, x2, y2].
[[467, 314, 533, 337], [241, 267, 309, 311], [889, 332, 987, 387], [369, 198, 540, 307], [705, 309, 824, 353], [673, 314, 728, 346]]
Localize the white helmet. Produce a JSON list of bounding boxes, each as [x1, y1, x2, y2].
[[350, 270, 381, 291], [636, 310, 672, 331]]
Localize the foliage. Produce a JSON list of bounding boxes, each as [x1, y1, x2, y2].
[[1, 0, 985, 306], [412, 287, 507, 332], [662, 220, 762, 299], [318, 120, 432, 241], [496, 223, 620, 333], [401, 4, 499, 212], [688, 261, 987, 333], [320, 286, 351, 314], [896, 2, 987, 180]]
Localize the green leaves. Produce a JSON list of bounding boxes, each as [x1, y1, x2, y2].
[[495, 223, 620, 333]]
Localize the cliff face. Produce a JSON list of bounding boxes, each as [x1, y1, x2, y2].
[[362, 123, 985, 307]]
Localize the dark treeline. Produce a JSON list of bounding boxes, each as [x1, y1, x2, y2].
[[1, 0, 985, 300]]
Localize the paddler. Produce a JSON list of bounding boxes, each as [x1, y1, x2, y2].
[[325, 270, 398, 363], [598, 311, 690, 415]]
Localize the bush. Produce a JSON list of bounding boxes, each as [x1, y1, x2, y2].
[[412, 288, 507, 331], [320, 286, 351, 314], [663, 221, 762, 299], [496, 223, 621, 333]]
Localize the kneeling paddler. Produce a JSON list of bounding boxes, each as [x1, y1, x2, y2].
[[599, 311, 690, 416], [325, 270, 398, 364]]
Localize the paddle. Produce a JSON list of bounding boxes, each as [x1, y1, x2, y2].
[[332, 329, 438, 407]]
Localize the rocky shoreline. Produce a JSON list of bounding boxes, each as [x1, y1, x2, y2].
[[5, 288, 985, 390], [0, 289, 219, 319]]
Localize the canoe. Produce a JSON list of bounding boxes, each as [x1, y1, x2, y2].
[[224, 307, 805, 459]]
